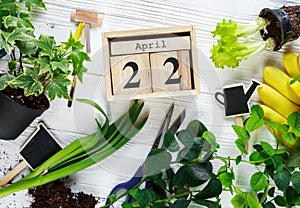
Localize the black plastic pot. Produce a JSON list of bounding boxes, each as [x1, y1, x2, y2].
[[259, 5, 300, 51], [0, 92, 49, 140]]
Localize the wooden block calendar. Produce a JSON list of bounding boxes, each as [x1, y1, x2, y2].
[[102, 26, 200, 100]]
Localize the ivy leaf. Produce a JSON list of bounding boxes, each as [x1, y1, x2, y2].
[[50, 59, 70, 74], [288, 112, 300, 136], [0, 73, 14, 90], [45, 75, 71, 101], [20, 0, 46, 11], [250, 172, 268, 191], [246, 116, 264, 132], [195, 178, 222, 199], [274, 195, 286, 207], [271, 155, 283, 172], [35, 34, 56, 56], [291, 172, 300, 193], [274, 169, 290, 191], [0, 1, 20, 17], [11, 71, 43, 96]]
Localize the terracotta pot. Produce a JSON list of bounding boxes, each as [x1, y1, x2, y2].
[[0, 92, 49, 140]]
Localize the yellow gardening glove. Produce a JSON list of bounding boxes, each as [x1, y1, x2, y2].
[[257, 52, 300, 149]]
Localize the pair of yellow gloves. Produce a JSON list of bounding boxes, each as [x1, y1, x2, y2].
[[258, 53, 300, 149]]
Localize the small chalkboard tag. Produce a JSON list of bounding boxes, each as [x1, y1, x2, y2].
[[215, 80, 260, 118], [19, 122, 62, 170], [0, 122, 62, 186]]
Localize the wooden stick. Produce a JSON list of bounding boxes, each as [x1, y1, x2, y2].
[[0, 161, 27, 186], [235, 116, 248, 152]]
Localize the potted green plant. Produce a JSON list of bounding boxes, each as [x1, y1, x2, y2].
[[0, 0, 90, 139]]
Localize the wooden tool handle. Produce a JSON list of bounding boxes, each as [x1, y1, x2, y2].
[[0, 161, 27, 186]]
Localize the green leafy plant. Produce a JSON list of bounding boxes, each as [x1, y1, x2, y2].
[[0, 0, 89, 101], [104, 105, 300, 208], [0, 99, 148, 199], [210, 18, 274, 69], [104, 120, 222, 208]]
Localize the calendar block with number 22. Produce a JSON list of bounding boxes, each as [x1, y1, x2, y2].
[[102, 26, 200, 101]]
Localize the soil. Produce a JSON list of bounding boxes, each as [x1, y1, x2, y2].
[[2, 86, 49, 110], [28, 180, 98, 208]]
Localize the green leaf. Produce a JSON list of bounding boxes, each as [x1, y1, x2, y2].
[[263, 201, 276, 208], [218, 172, 234, 188], [274, 195, 286, 207], [172, 199, 190, 208], [291, 172, 300, 193], [192, 199, 221, 208], [45, 75, 71, 101], [144, 149, 172, 176], [251, 105, 264, 119], [50, 59, 70, 73], [274, 169, 290, 191], [246, 193, 263, 208], [235, 155, 242, 165], [186, 120, 208, 137], [250, 172, 268, 191], [187, 162, 212, 181], [246, 114, 264, 132], [287, 148, 300, 167], [290, 76, 300, 84], [20, 0, 46, 11], [288, 112, 300, 136], [195, 178, 222, 199], [11, 73, 43, 96], [176, 129, 195, 147], [174, 166, 188, 189], [177, 146, 199, 162], [35, 34, 56, 56], [232, 125, 250, 141], [0, 73, 14, 90], [163, 130, 179, 152], [202, 131, 220, 151], [249, 151, 268, 164], [281, 132, 296, 146], [231, 193, 246, 208], [271, 155, 283, 172], [260, 141, 274, 156], [0, 1, 20, 17], [235, 139, 248, 154], [286, 186, 300, 206], [128, 189, 148, 207]]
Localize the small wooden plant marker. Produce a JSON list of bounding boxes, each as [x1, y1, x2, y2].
[[215, 80, 261, 152], [0, 122, 62, 186]]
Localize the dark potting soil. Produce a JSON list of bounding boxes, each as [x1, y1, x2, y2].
[[28, 180, 98, 208], [2, 86, 49, 110]]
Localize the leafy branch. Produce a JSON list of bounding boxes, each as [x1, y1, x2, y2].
[[104, 105, 300, 208]]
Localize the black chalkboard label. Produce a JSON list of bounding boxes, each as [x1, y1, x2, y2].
[[19, 122, 62, 170]]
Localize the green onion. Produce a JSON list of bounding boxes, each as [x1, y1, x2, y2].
[[0, 99, 148, 199]]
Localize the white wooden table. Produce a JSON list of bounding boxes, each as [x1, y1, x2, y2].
[[0, 0, 299, 207]]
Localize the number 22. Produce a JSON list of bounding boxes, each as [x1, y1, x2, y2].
[[123, 57, 181, 89]]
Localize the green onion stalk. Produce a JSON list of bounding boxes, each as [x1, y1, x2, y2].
[[0, 99, 149, 199]]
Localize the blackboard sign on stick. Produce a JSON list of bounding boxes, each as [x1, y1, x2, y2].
[[0, 122, 62, 186]]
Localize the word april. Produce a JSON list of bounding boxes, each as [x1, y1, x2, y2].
[[135, 40, 166, 51]]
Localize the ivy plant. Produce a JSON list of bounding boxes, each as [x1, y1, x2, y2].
[[104, 105, 300, 208], [0, 0, 90, 101]]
